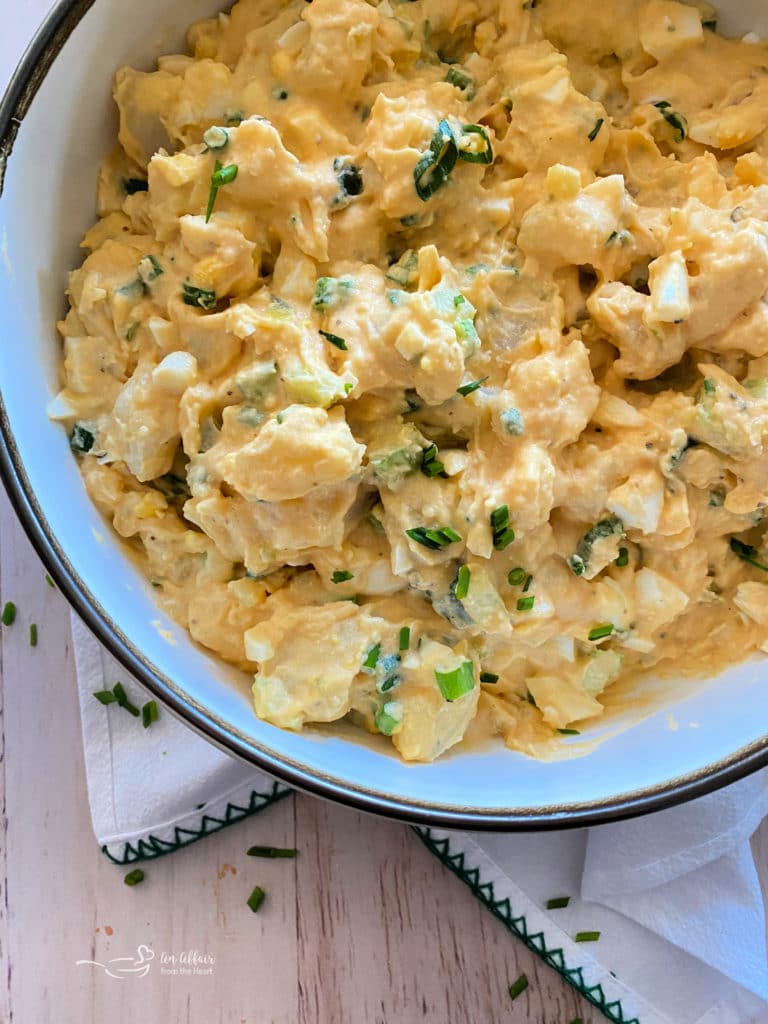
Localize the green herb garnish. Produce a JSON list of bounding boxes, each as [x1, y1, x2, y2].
[[29, 623, 38, 647], [507, 974, 529, 1001], [312, 275, 355, 311], [414, 119, 459, 200], [517, 596, 535, 612], [375, 701, 403, 735], [457, 124, 493, 165], [730, 537, 768, 572], [399, 626, 411, 651], [558, 728, 581, 736], [435, 661, 475, 701], [546, 896, 570, 909], [124, 869, 145, 886], [654, 101, 687, 142], [247, 846, 298, 858], [45, 574, 55, 588], [420, 444, 447, 478], [112, 682, 140, 718], [456, 377, 488, 396], [507, 567, 526, 586], [319, 329, 348, 350], [142, 700, 159, 728], [93, 690, 118, 705], [70, 424, 95, 453], [615, 547, 629, 567], [480, 671, 499, 683], [182, 281, 218, 310], [331, 570, 354, 584], [588, 623, 613, 641], [206, 159, 239, 222], [703, 377, 716, 395], [574, 931, 601, 943], [406, 526, 461, 550], [490, 505, 515, 551], [455, 565, 471, 600], [588, 117, 604, 142], [363, 643, 381, 670], [203, 125, 230, 151], [445, 66, 475, 98], [247, 886, 266, 913], [1, 601, 16, 626]]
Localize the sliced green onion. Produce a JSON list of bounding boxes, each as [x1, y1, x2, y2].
[[588, 118, 604, 142], [205, 160, 239, 222], [654, 102, 687, 142], [142, 700, 159, 729], [414, 119, 458, 201], [507, 567, 526, 586], [375, 701, 403, 736], [435, 661, 475, 701], [247, 886, 266, 913], [93, 690, 118, 705], [615, 547, 629, 567], [45, 574, 55, 588], [455, 565, 471, 600], [480, 671, 499, 683], [331, 570, 354, 584], [546, 896, 570, 909], [420, 444, 447, 478], [458, 124, 493, 164], [203, 125, 229, 151], [507, 974, 529, 1001], [406, 526, 462, 550], [70, 424, 95, 453], [456, 376, 488, 396], [319, 329, 348, 350], [363, 643, 381, 670], [490, 505, 516, 551], [29, 623, 38, 647], [517, 596, 535, 612], [113, 682, 140, 718], [1, 601, 16, 626], [247, 846, 298, 858], [124, 869, 145, 886], [138, 254, 163, 284], [558, 728, 581, 736], [399, 626, 411, 651], [574, 930, 601, 943], [730, 537, 768, 572], [588, 623, 613, 641], [522, 574, 533, 593], [182, 281, 218, 310], [445, 66, 475, 99]]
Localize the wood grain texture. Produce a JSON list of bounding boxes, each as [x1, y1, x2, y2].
[[0, 493, 599, 1024]]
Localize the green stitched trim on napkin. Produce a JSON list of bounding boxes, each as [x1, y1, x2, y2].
[[101, 781, 292, 864], [413, 827, 640, 1024]]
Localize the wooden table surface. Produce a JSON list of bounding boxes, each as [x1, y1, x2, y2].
[[2, 6, 763, 1022]]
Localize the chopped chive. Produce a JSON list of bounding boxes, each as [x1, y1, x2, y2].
[[124, 868, 145, 886], [93, 690, 118, 705], [615, 547, 629, 567], [375, 701, 403, 735], [363, 643, 381, 670], [507, 974, 529, 1001], [653, 102, 687, 143], [182, 281, 218, 310], [399, 626, 411, 651], [458, 124, 493, 165], [456, 376, 488, 396], [331, 570, 354, 584], [588, 623, 613, 641], [490, 505, 508, 532], [142, 700, 159, 728], [206, 160, 239, 222], [247, 886, 266, 913], [507, 567, 526, 586], [414, 119, 458, 201], [45, 574, 55, 588], [29, 623, 38, 647], [406, 526, 461, 549], [517, 596, 535, 612], [420, 444, 447, 478], [445, 66, 475, 99], [113, 682, 140, 718], [558, 728, 581, 736], [70, 423, 95, 453], [546, 895, 571, 909], [455, 564, 471, 600], [319, 329, 348, 350], [703, 377, 716, 396], [730, 537, 768, 572], [522, 574, 533, 593], [574, 931, 601, 943], [435, 661, 475, 701], [588, 117, 604, 142], [480, 671, 499, 683], [1, 601, 16, 626], [247, 846, 298, 858]]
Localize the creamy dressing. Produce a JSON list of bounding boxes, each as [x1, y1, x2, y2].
[[55, 0, 768, 761]]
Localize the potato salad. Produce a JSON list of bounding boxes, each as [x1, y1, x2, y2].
[[54, 0, 768, 761]]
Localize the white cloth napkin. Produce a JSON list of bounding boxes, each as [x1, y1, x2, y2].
[[73, 613, 768, 1024]]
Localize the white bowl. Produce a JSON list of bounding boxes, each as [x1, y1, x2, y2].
[[2, 0, 767, 829]]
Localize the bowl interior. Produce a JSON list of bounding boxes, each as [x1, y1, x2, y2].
[[1, 0, 768, 825]]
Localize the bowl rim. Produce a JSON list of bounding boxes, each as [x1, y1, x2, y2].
[[2, 0, 768, 832]]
